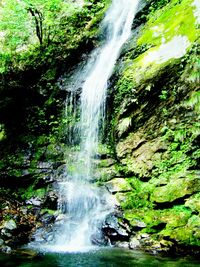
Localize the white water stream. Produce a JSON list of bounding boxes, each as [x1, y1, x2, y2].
[[31, 0, 139, 252]]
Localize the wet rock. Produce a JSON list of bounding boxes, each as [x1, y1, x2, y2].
[[38, 162, 53, 169], [54, 164, 68, 181], [0, 238, 4, 246], [1, 229, 12, 238], [3, 220, 17, 231], [26, 198, 42, 206], [1, 245, 12, 253], [43, 191, 58, 210], [55, 214, 65, 222], [105, 178, 132, 194], [140, 233, 150, 239], [14, 249, 38, 259], [129, 237, 140, 249], [116, 135, 166, 178], [102, 213, 130, 243], [151, 177, 200, 204], [116, 241, 129, 248], [40, 213, 55, 227], [91, 231, 109, 246], [129, 219, 146, 230], [30, 207, 41, 216]]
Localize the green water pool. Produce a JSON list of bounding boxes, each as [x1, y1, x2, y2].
[[1, 248, 200, 267]]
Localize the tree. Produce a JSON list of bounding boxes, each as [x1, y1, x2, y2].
[[0, 0, 79, 51], [0, 0, 33, 52]]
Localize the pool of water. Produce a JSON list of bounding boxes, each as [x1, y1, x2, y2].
[[1, 248, 199, 267]]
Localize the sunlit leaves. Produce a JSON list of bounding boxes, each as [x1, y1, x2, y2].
[[0, 0, 80, 52], [0, 0, 33, 51]]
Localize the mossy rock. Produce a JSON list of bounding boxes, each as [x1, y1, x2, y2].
[[185, 193, 200, 214], [116, 135, 167, 177], [151, 175, 200, 203], [105, 178, 132, 194], [160, 215, 200, 246]]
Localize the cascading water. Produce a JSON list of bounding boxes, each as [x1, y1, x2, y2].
[[79, 0, 140, 178], [30, 0, 139, 252]]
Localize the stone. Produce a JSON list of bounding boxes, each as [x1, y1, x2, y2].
[[116, 134, 166, 177], [116, 193, 127, 203], [44, 191, 58, 210], [55, 214, 65, 222], [129, 219, 146, 230], [151, 177, 200, 203], [21, 207, 28, 215], [129, 237, 140, 249], [26, 198, 42, 206], [160, 239, 174, 248], [0, 238, 4, 246], [185, 193, 200, 213], [95, 165, 119, 183], [1, 229, 12, 238], [38, 162, 53, 169], [91, 232, 108, 246], [116, 241, 129, 248], [3, 220, 17, 231], [97, 158, 116, 168], [40, 213, 55, 226], [140, 233, 150, 239], [14, 249, 38, 258], [102, 213, 130, 243], [1, 246, 11, 253], [105, 178, 132, 194]]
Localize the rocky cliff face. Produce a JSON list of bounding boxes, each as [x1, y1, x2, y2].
[[102, 0, 200, 254]]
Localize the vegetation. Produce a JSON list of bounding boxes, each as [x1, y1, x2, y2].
[[0, 0, 110, 73], [103, 0, 200, 251]]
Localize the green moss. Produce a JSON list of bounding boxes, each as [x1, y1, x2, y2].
[[114, 0, 199, 88], [124, 205, 193, 238], [19, 186, 46, 200], [185, 91, 200, 114], [185, 193, 200, 213], [160, 214, 200, 246], [41, 209, 56, 216], [138, 0, 197, 46], [0, 124, 6, 141], [118, 177, 155, 209]]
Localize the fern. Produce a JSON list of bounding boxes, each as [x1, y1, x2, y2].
[[117, 117, 132, 137], [185, 91, 200, 113]]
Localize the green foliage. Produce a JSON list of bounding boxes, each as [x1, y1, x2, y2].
[[181, 42, 200, 85], [159, 90, 168, 100], [185, 91, 200, 113], [151, 121, 199, 183], [148, 0, 171, 14], [0, 0, 110, 73], [19, 186, 46, 200], [138, 0, 197, 47], [0, 0, 79, 51], [0, 124, 6, 141], [113, 73, 137, 114], [0, 0, 33, 52], [120, 177, 154, 210], [117, 117, 132, 137]]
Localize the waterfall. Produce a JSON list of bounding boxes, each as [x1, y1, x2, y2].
[[31, 0, 139, 252], [79, 0, 140, 179]]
